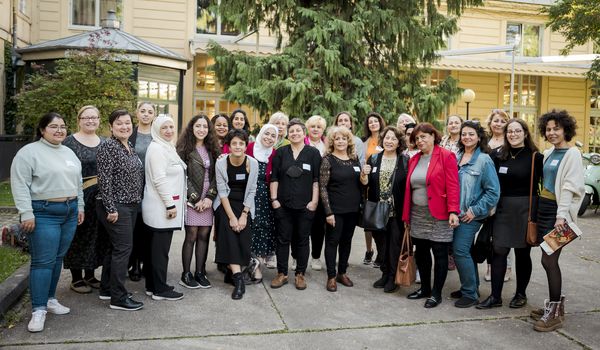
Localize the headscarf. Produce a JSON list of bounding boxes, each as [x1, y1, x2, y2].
[[151, 115, 186, 169], [253, 124, 278, 163]]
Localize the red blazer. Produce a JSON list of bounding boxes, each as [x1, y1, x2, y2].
[[246, 142, 276, 183], [402, 145, 460, 223]]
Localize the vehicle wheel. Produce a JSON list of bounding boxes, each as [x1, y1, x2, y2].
[[577, 193, 591, 217]]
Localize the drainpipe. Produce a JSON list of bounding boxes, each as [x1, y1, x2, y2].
[[11, 0, 18, 91]]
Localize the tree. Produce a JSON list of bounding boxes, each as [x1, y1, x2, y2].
[[545, 0, 600, 82], [208, 0, 483, 130], [15, 32, 136, 132]]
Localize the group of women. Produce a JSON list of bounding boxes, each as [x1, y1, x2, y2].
[[11, 103, 584, 334]]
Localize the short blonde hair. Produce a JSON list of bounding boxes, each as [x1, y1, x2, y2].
[[326, 126, 356, 160], [485, 109, 509, 134], [269, 111, 289, 125], [305, 115, 326, 130]]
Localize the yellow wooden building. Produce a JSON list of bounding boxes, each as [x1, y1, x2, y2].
[[1, 0, 598, 151]]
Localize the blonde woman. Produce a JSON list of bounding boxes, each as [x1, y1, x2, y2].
[[486, 109, 509, 150], [269, 111, 291, 149]]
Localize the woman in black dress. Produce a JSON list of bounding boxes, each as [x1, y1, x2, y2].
[[63, 105, 107, 294], [214, 129, 258, 299]]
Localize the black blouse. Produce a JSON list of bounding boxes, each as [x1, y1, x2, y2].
[[492, 147, 543, 197], [97, 137, 144, 213], [319, 154, 362, 216], [271, 144, 321, 210]]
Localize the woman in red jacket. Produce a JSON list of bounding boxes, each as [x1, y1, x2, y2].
[[402, 123, 460, 308]]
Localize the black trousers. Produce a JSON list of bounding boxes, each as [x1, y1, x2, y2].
[[372, 218, 404, 278], [324, 213, 358, 278], [144, 229, 174, 294], [129, 212, 149, 270], [97, 202, 137, 303], [413, 237, 449, 299], [275, 206, 315, 275]]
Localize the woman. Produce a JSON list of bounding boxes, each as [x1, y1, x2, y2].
[[246, 124, 278, 282], [334, 111, 365, 165], [304, 115, 328, 271], [403, 123, 460, 308], [11, 112, 84, 332], [403, 123, 419, 159], [361, 126, 409, 293], [270, 119, 321, 290], [269, 111, 291, 149], [128, 102, 156, 281], [213, 129, 258, 299], [478, 118, 543, 310], [213, 113, 231, 150], [396, 113, 416, 134], [361, 112, 386, 267], [63, 106, 106, 294], [451, 121, 500, 308], [440, 115, 462, 155], [176, 115, 220, 289], [320, 126, 363, 292], [142, 115, 186, 301], [97, 109, 145, 311], [531, 110, 584, 332], [230, 109, 255, 141]]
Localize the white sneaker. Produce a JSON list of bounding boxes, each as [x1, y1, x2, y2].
[[46, 298, 70, 315], [310, 258, 322, 271], [28, 310, 47, 332], [291, 259, 297, 271]]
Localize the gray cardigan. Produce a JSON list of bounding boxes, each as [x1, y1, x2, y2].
[[213, 154, 259, 219]]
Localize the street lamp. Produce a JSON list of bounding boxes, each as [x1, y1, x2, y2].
[[462, 89, 476, 120]]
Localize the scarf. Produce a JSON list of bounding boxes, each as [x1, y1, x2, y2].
[[253, 124, 278, 163], [151, 115, 186, 169]]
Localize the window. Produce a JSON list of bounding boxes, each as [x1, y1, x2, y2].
[[196, 55, 218, 92], [503, 75, 540, 137], [19, 0, 27, 15], [197, 0, 239, 36], [590, 86, 600, 153], [137, 66, 180, 116], [70, 0, 123, 28], [506, 23, 541, 57]]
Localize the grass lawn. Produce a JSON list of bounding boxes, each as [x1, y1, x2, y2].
[[0, 181, 15, 207], [0, 246, 29, 284]]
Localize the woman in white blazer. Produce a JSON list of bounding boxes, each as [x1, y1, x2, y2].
[[142, 115, 186, 301]]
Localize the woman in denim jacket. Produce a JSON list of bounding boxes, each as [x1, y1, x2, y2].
[[452, 121, 500, 308]]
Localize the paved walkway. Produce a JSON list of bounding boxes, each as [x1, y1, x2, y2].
[[1, 215, 599, 349]]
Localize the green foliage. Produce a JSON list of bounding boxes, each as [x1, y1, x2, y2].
[[15, 42, 136, 131], [0, 181, 14, 207], [208, 0, 481, 131], [0, 246, 29, 284], [545, 0, 600, 82], [3, 41, 18, 135]]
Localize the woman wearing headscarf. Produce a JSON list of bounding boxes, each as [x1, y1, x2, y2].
[[142, 115, 186, 301]]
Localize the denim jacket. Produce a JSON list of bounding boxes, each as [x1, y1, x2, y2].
[[457, 147, 500, 221]]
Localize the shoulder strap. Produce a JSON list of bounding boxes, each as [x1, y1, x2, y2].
[[528, 151, 536, 220]]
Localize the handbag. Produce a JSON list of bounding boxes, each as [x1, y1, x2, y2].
[[362, 200, 391, 231], [395, 225, 416, 287], [526, 152, 539, 246], [471, 217, 493, 264]]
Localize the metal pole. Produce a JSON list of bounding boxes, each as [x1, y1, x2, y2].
[[466, 102, 470, 120], [510, 45, 516, 117]]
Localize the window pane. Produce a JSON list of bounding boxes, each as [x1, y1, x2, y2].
[[149, 82, 159, 99], [159, 83, 169, 100], [221, 18, 240, 36], [522, 25, 540, 57], [72, 0, 96, 26], [168, 84, 178, 101], [197, 0, 217, 34], [506, 23, 521, 55], [138, 80, 148, 98], [100, 0, 123, 23], [195, 99, 205, 114], [196, 55, 217, 92]]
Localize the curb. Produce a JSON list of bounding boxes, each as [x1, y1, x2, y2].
[[0, 263, 29, 318]]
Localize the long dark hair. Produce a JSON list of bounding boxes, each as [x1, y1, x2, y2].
[[362, 112, 386, 142], [498, 118, 539, 161], [176, 114, 220, 162], [36, 112, 65, 140], [229, 109, 250, 132], [458, 120, 491, 154]]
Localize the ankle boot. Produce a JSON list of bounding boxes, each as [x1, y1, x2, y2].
[[531, 295, 565, 321], [231, 273, 245, 300], [533, 300, 563, 332], [224, 269, 234, 285]]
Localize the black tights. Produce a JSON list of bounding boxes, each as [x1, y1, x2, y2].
[[182, 225, 212, 274], [541, 248, 562, 302], [413, 238, 449, 299], [70, 269, 95, 282], [491, 246, 532, 298]]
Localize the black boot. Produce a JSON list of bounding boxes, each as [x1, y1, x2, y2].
[[231, 273, 245, 300], [373, 273, 388, 288], [128, 260, 142, 282], [224, 268, 234, 286]]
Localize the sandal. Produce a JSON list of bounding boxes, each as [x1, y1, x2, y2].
[[70, 280, 92, 294]]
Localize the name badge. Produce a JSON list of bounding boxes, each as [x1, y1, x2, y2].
[[66, 160, 76, 167], [372, 167, 377, 173], [499, 166, 508, 174], [302, 163, 311, 171], [236, 173, 246, 180], [550, 159, 559, 166], [353, 166, 361, 172]]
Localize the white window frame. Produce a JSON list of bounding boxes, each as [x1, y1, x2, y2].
[[195, 0, 239, 38], [506, 22, 543, 57], [69, 0, 101, 30]]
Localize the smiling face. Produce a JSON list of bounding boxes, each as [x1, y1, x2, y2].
[[545, 120, 566, 146], [231, 112, 246, 130], [461, 126, 480, 150], [382, 130, 399, 152], [228, 136, 247, 157], [405, 127, 415, 148], [213, 116, 229, 138], [506, 121, 525, 148], [111, 114, 133, 141], [308, 123, 324, 141], [490, 114, 507, 136], [288, 124, 305, 145], [273, 118, 288, 138], [41, 117, 67, 144], [332, 132, 349, 153], [137, 103, 155, 126], [336, 113, 352, 130], [414, 131, 434, 154], [193, 118, 209, 142], [159, 120, 175, 142], [78, 108, 100, 134], [447, 116, 462, 136], [368, 117, 381, 135], [260, 127, 277, 148]]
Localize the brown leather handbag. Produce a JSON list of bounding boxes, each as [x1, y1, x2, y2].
[[396, 225, 416, 286], [526, 152, 539, 246]]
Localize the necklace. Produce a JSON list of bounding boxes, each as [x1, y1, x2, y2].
[[509, 148, 524, 159]]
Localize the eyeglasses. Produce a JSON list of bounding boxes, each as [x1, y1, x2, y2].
[[46, 125, 67, 131], [79, 116, 99, 121], [507, 129, 524, 135]]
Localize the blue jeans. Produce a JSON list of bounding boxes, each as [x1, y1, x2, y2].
[[453, 220, 482, 300], [29, 199, 78, 310]]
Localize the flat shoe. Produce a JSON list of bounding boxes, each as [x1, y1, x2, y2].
[[84, 277, 101, 289], [455, 296, 479, 308], [509, 294, 527, 309], [424, 296, 440, 308], [450, 290, 462, 299], [70, 280, 92, 294], [407, 289, 430, 300], [476, 296, 502, 309]]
